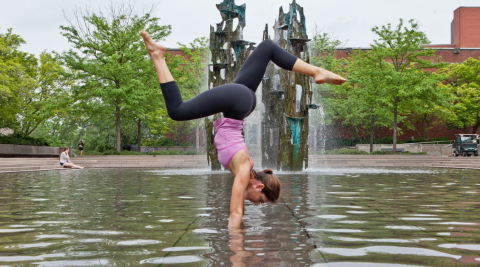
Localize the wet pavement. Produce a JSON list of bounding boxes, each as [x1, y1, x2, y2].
[[0, 167, 479, 266]]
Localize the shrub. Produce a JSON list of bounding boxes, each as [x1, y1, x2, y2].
[[371, 151, 426, 155], [148, 150, 197, 155], [84, 150, 198, 156], [323, 148, 369, 155], [0, 134, 50, 146], [405, 138, 427, 143], [82, 150, 103, 155], [404, 136, 450, 143], [142, 138, 194, 148]]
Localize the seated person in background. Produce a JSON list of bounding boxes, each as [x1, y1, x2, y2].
[[59, 148, 85, 169]]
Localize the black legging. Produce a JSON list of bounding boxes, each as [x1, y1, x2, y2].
[[160, 39, 298, 121]]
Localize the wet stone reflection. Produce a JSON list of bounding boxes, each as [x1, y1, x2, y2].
[[0, 168, 480, 266]]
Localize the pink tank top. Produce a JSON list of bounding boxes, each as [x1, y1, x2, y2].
[[214, 118, 252, 172]]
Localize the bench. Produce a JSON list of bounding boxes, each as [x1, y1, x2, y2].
[[381, 148, 404, 152]]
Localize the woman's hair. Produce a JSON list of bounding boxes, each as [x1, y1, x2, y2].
[[59, 148, 68, 159], [252, 168, 281, 203]]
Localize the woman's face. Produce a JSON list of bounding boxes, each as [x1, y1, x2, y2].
[[244, 183, 268, 205]]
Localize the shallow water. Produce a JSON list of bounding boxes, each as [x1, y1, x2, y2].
[[0, 168, 479, 266]]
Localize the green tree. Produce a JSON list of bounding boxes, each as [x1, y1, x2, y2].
[[17, 52, 67, 136], [341, 49, 394, 152], [59, 3, 171, 151], [0, 28, 37, 131], [370, 19, 448, 152], [441, 57, 480, 134]]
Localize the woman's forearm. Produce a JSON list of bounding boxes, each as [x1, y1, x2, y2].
[[228, 211, 243, 228], [229, 174, 248, 228]]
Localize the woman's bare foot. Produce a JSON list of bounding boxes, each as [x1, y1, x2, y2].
[[313, 68, 346, 85], [141, 30, 166, 59]]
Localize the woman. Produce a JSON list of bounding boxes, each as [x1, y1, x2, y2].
[[78, 141, 84, 156], [59, 148, 85, 169], [141, 30, 345, 227]]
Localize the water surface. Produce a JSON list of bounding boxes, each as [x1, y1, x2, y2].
[[0, 168, 479, 266]]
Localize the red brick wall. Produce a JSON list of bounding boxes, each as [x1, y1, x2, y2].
[[457, 7, 480, 48], [453, 8, 461, 47]]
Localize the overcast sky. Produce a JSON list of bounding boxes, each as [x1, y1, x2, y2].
[[1, 0, 479, 56]]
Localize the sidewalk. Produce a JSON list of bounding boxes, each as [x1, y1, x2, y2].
[[1, 155, 479, 173]]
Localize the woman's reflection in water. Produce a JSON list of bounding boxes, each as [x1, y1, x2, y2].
[[229, 228, 281, 266]]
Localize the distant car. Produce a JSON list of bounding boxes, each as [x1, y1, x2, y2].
[[453, 134, 479, 157]]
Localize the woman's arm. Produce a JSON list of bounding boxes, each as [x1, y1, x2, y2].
[[228, 162, 251, 228]]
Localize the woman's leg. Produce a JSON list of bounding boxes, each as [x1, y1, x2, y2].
[[142, 30, 255, 121], [141, 30, 173, 84], [233, 40, 346, 91], [63, 162, 84, 169], [292, 60, 346, 85], [158, 82, 255, 120]]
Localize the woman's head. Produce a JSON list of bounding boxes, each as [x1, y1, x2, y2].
[[59, 148, 69, 159], [245, 168, 281, 205]]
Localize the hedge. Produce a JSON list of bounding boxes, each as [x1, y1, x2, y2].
[[0, 134, 50, 146]]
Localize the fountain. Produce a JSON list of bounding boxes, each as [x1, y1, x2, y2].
[[261, 0, 312, 171], [206, 0, 255, 170]]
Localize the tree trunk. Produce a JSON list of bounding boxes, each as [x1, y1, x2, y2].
[[196, 119, 200, 153], [137, 118, 142, 152], [472, 121, 480, 134], [115, 107, 121, 152], [370, 114, 374, 153], [393, 104, 398, 153]]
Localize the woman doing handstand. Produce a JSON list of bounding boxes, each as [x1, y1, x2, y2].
[[141, 30, 346, 228]]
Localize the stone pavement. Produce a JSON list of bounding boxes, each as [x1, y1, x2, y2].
[[1, 155, 480, 173]]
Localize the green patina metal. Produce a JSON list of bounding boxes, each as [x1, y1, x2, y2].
[[206, 0, 254, 171], [261, 0, 311, 171], [282, 0, 307, 40], [288, 117, 303, 170], [217, 0, 246, 27]]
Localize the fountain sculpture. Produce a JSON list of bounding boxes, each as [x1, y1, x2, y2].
[[206, 0, 255, 170], [207, 0, 312, 171], [261, 0, 312, 171]]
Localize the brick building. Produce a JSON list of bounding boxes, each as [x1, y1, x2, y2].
[[334, 6, 480, 141]]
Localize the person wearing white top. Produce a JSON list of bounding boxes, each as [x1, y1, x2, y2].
[[59, 148, 85, 169]]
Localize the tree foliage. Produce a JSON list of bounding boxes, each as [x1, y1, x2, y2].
[[341, 49, 394, 151], [59, 3, 172, 151], [0, 29, 36, 130], [441, 57, 480, 134], [0, 28, 66, 135], [369, 19, 449, 151]]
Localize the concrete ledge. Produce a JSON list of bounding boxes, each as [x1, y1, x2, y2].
[[0, 144, 68, 157], [356, 143, 454, 156], [1, 154, 480, 173]]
